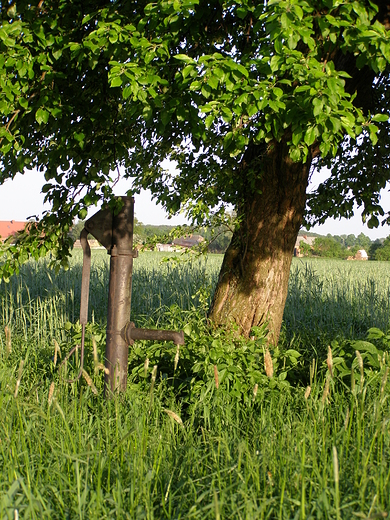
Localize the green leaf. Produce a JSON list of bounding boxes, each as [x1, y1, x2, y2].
[[247, 103, 258, 117], [123, 86, 132, 99], [41, 183, 52, 193], [221, 106, 233, 122], [292, 129, 302, 146], [235, 63, 249, 78], [74, 132, 85, 142], [205, 114, 214, 128], [207, 75, 219, 90], [330, 117, 341, 133], [289, 148, 302, 162], [312, 98, 323, 117], [368, 124, 379, 145], [143, 105, 153, 120], [182, 64, 194, 79], [78, 208, 88, 220], [35, 108, 49, 125], [236, 7, 248, 19], [326, 77, 342, 93], [19, 97, 28, 109], [367, 215, 379, 228], [371, 113, 389, 123], [272, 87, 284, 99], [174, 54, 195, 64], [304, 127, 316, 146], [366, 327, 385, 339], [111, 76, 123, 87]]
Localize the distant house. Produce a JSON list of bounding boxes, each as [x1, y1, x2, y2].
[[156, 243, 175, 252], [155, 234, 205, 252], [0, 220, 27, 242], [355, 249, 368, 260], [173, 234, 204, 248], [294, 235, 316, 257], [347, 249, 368, 261]]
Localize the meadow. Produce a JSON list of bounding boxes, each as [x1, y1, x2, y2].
[[0, 252, 389, 519]]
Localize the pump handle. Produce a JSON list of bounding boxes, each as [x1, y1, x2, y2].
[[80, 228, 91, 325], [61, 228, 90, 383]]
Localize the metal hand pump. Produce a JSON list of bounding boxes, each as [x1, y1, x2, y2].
[[78, 196, 184, 394]]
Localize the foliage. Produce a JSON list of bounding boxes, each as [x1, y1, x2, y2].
[[322, 327, 389, 383], [297, 232, 376, 259], [1, 254, 390, 517], [312, 236, 348, 258], [374, 234, 390, 260], [126, 312, 304, 405], [198, 214, 234, 253], [307, 72, 390, 229], [1, 0, 390, 278]]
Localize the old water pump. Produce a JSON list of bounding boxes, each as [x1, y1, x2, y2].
[[78, 196, 184, 393]]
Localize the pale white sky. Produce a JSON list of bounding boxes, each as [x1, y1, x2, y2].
[[0, 167, 389, 240]]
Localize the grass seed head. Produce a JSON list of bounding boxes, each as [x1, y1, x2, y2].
[[344, 408, 350, 430], [381, 367, 389, 395], [304, 386, 311, 400], [355, 350, 364, 386], [151, 364, 157, 383], [309, 358, 316, 386], [149, 365, 158, 413], [144, 357, 150, 378], [327, 345, 333, 378], [164, 409, 184, 427], [82, 369, 98, 395], [5, 325, 11, 355], [96, 363, 109, 375], [253, 383, 258, 401], [53, 340, 61, 367], [264, 348, 274, 378], [214, 365, 219, 389], [48, 382, 55, 406], [332, 446, 339, 485], [14, 359, 24, 398], [174, 344, 180, 371]]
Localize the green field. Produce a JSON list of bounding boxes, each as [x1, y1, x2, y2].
[[1, 253, 389, 519]]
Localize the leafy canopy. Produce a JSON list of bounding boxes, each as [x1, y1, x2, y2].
[[1, 0, 390, 279]]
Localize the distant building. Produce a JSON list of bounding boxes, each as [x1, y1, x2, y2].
[[349, 249, 368, 261], [156, 243, 175, 252], [0, 220, 27, 242], [173, 234, 205, 249], [294, 235, 316, 257], [155, 234, 205, 252]]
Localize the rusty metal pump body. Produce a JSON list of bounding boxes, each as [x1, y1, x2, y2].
[[80, 196, 184, 393]]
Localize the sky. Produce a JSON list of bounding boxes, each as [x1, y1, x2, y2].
[[1, 166, 390, 240]]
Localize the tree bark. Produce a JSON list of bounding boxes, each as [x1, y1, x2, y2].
[[208, 138, 312, 344]]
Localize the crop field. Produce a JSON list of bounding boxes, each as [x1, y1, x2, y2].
[[0, 252, 390, 519]]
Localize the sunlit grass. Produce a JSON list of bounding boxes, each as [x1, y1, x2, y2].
[[0, 253, 389, 518]]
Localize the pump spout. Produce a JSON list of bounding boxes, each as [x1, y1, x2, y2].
[[124, 322, 185, 346]]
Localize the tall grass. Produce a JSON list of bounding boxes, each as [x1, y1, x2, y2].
[[0, 253, 389, 518], [283, 259, 390, 359]]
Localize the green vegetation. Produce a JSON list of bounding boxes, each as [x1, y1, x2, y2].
[[1, 253, 390, 518], [1, 0, 390, 343], [296, 232, 390, 260], [374, 236, 390, 261], [69, 217, 233, 253]]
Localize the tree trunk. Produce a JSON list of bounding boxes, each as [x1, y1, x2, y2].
[[208, 138, 312, 344]]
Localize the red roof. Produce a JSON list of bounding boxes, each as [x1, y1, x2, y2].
[[0, 221, 27, 241], [173, 234, 205, 248]]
